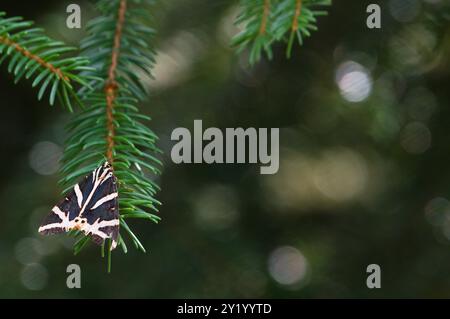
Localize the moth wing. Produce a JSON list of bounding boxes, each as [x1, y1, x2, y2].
[[38, 162, 120, 250], [38, 170, 92, 235], [82, 167, 120, 249]]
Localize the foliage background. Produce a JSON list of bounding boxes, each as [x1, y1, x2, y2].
[[0, 0, 449, 298]]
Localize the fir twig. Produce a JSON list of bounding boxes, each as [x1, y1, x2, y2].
[[60, 0, 161, 266], [0, 12, 93, 110], [232, 0, 332, 64], [232, 0, 275, 65]]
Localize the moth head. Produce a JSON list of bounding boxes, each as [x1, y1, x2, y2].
[[73, 217, 88, 231], [99, 162, 113, 179]]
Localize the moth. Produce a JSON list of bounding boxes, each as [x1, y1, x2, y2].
[[38, 162, 119, 250]]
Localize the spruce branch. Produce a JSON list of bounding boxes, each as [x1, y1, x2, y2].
[[60, 0, 161, 268], [232, 0, 332, 64], [232, 0, 275, 65], [0, 12, 92, 110]]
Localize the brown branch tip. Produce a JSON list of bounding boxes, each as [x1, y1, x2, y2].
[[259, 0, 271, 35], [105, 0, 127, 165], [291, 0, 303, 32]]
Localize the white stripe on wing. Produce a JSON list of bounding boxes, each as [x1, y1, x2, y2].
[[91, 192, 118, 210], [74, 183, 83, 208]]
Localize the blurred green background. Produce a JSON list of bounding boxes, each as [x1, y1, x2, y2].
[[0, 0, 449, 298]]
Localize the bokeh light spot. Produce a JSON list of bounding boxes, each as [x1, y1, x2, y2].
[[313, 148, 369, 201], [193, 184, 239, 231], [28, 141, 62, 175], [425, 197, 450, 226], [389, 25, 436, 71], [400, 122, 431, 154], [14, 237, 43, 265], [268, 246, 308, 287], [335, 61, 372, 103], [389, 0, 421, 23], [405, 87, 437, 122], [148, 31, 205, 90], [20, 263, 48, 291]]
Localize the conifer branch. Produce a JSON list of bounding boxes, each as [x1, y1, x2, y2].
[[0, 36, 69, 82], [0, 12, 92, 110], [232, 0, 331, 64], [232, 0, 275, 65], [60, 0, 161, 266]]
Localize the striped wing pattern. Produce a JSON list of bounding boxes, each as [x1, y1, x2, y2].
[[38, 162, 119, 250]]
